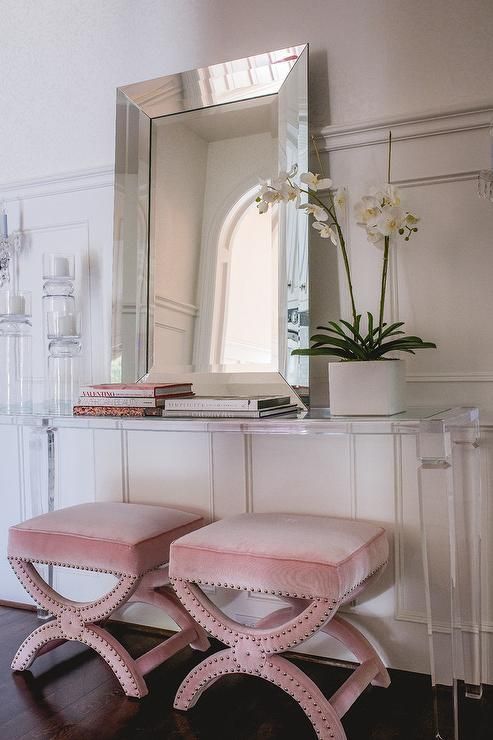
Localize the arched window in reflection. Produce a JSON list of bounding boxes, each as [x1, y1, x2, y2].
[[210, 187, 278, 368]]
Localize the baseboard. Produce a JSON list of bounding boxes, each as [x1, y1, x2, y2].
[[0, 599, 36, 612]]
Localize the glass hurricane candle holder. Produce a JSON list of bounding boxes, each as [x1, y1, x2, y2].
[[46, 311, 82, 414], [43, 253, 75, 281], [0, 289, 31, 319], [42, 253, 76, 333], [0, 290, 32, 413], [42, 253, 77, 388], [47, 311, 81, 340]]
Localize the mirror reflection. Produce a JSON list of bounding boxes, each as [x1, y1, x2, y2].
[[150, 96, 278, 374], [112, 45, 309, 400]]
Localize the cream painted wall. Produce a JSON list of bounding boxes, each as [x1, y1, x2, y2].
[[1, 0, 493, 182], [152, 121, 208, 308]]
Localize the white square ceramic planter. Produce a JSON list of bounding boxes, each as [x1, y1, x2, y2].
[[328, 359, 406, 416]]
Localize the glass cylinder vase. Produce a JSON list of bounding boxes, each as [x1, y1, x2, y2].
[[42, 253, 76, 347], [47, 311, 81, 414], [0, 290, 33, 413]]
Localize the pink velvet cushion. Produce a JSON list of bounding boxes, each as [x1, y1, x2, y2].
[[169, 513, 388, 602], [8, 502, 204, 577]]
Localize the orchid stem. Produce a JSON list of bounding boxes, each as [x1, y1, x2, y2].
[[312, 134, 325, 177], [378, 131, 392, 342], [387, 130, 392, 184], [378, 236, 390, 341], [310, 136, 358, 323]]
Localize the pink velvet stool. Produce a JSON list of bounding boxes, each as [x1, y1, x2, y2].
[[8, 502, 210, 698], [169, 513, 390, 740]]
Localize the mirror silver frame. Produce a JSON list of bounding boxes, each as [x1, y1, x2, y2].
[[112, 44, 309, 401]]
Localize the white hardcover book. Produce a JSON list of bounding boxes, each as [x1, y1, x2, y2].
[[164, 395, 291, 411], [162, 405, 298, 419]]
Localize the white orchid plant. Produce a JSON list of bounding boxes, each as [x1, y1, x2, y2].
[[256, 134, 436, 361]]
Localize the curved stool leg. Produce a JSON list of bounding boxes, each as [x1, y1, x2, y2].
[[323, 615, 390, 688], [172, 579, 391, 740], [11, 620, 66, 671], [175, 648, 346, 740], [174, 647, 234, 709], [82, 625, 148, 698], [130, 569, 209, 652], [266, 655, 346, 740], [9, 557, 207, 699], [172, 580, 349, 739]]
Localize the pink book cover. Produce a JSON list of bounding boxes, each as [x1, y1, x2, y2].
[[79, 383, 192, 398]]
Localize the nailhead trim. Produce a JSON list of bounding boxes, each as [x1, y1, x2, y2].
[[170, 559, 388, 602], [7, 556, 204, 699], [7, 554, 169, 578], [8, 557, 139, 620], [172, 559, 388, 739], [175, 652, 336, 737]]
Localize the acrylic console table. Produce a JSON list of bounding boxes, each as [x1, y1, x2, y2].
[[0, 406, 483, 740]]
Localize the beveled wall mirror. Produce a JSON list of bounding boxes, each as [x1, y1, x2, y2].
[[112, 45, 309, 400]]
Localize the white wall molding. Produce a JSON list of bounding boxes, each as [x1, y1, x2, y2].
[[394, 171, 479, 189], [244, 434, 254, 514], [155, 322, 185, 334], [389, 170, 491, 385], [408, 373, 493, 383], [0, 165, 114, 201], [155, 295, 198, 317], [207, 434, 215, 524], [315, 105, 493, 152], [120, 430, 130, 504]]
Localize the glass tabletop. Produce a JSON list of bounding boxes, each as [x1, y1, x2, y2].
[[0, 405, 478, 435]]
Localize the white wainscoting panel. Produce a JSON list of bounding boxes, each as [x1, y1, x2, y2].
[[316, 106, 493, 411], [1, 107, 493, 679], [153, 296, 198, 371], [125, 430, 213, 519], [0, 167, 114, 392]]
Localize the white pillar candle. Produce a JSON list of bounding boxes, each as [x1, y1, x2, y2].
[[1, 203, 7, 239], [52, 256, 70, 277], [0, 293, 25, 315], [52, 314, 78, 337]]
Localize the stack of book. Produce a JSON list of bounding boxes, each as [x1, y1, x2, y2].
[[73, 383, 194, 417], [162, 395, 299, 418]]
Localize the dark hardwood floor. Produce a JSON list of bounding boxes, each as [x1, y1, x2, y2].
[[0, 606, 490, 739]]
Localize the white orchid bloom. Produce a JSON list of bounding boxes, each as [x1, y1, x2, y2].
[[272, 172, 290, 190], [257, 181, 272, 200], [404, 212, 419, 226], [300, 172, 333, 191], [383, 184, 401, 206], [369, 184, 401, 207], [261, 189, 281, 204], [278, 182, 301, 203], [375, 205, 405, 236], [312, 221, 337, 244], [299, 203, 329, 221], [366, 227, 385, 245], [334, 187, 346, 210], [354, 196, 380, 225], [368, 185, 385, 203]]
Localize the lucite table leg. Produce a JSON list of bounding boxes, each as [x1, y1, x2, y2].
[[417, 414, 482, 740], [28, 423, 56, 620], [447, 419, 482, 702]]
